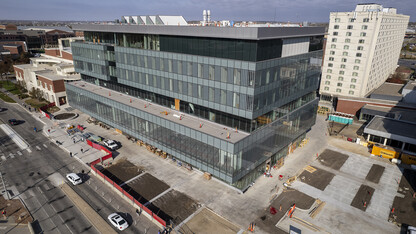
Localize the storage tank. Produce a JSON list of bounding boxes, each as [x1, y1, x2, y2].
[[203, 10, 207, 23], [207, 10, 211, 22]]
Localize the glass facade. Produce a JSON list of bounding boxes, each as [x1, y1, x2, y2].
[[70, 30, 323, 190]]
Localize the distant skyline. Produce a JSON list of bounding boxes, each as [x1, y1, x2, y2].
[[1, 0, 414, 22]]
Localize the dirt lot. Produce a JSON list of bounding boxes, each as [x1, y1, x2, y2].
[[255, 189, 316, 234], [365, 164, 385, 184], [151, 190, 199, 226], [318, 149, 349, 170], [350, 185, 375, 211], [98, 159, 144, 184], [390, 169, 416, 226], [122, 173, 170, 204], [183, 208, 240, 234], [0, 196, 33, 224], [299, 167, 335, 191]]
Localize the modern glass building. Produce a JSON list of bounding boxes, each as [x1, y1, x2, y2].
[[68, 23, 324, 190]]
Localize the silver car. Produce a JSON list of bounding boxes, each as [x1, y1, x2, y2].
[[108, 213, 129, 231]]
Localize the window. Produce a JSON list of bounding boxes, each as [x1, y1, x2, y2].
[[220, 90, 226, 105], [221, 67, 227, 82], [331, 44, 336, 48], [363, 18, 369, 22], [160, 58, 164, 71], [337, 83, 342, 87], [338, 77, 344, 81], [325, 81, 330, 85], [359, 39, 365, 44], [352, 72, 358, 76], [362, 25, 368, 30], [330, 51, 335, 55], [353, 66, 359, 70], [355, 59, 361, 64], [350, 84, 355, 89], [345, 39, 350, 43], [209, 87, 214, 101], [332, 38, 337, 42], [335, 18, 340, 22], [177, 61, 182, 74], [342, 58, 347, 62], [328, 63, 333, 67], [349, 18, 355, 22], [344, 45, 349, 49], [334, 25, 339, 29], [340, 64, 346, 69], [351, 78, 357, 83], [209, 65, 215, 80], [198, 64, 203, 78], [233, 68, 241, 85], [349, 91, 354, 95], [324, 87, 329, 91], [326, 75, 331, 79], [233, 93, 240, 108], [360, 32, 366, 37], [347, 25, 353, 29], [329, 57, 334, 61], [357, 46, 363, 51], [346, 32, 352, 36], [333, 32, 338, 36], [343, 52, 348, 56], [327, 69, 332, 73], [339, 71, 345, 75], [336, 88, 342, 93], [356, 53, 362, 57], [187, 62, 193, 76]]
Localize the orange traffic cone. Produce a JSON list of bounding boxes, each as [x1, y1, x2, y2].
[[130, 98, 132, 103], [227, 132, 230, 139]]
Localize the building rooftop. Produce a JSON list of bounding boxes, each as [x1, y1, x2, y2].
[[361, 104, 416, 122], [70, 24, 325, 40], [34, 69, 80, 81], [69, 81, 249, 143], [364, 116, 416, 145], [369, 82, 403, 101], [403, 81, 416, 91]]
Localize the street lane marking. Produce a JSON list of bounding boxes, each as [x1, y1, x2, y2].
[[43, 144, 48, 148], [26, 148, 32, 153], [36, 146, 41, 151], [17, 151, 22, 156], [9, 153, 14, 159]]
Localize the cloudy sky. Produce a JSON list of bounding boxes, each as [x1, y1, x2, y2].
[[1, 0, 413, 22]]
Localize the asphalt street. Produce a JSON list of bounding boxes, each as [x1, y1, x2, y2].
[[0, 100, 159, 233]]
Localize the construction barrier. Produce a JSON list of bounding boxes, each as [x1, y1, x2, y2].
[[90, 163, 167, 227]]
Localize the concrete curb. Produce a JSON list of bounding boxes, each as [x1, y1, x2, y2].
[[61, 183, 117, 234]]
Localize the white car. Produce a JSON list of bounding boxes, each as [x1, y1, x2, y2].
[[104, 139, 118, 150], [108, 213, 129, 231], [66, 173, 82, 185]]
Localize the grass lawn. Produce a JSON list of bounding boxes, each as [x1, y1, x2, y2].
[[25, 98, 48, 109], [47, 106, 60, 113], [0, 81, 22, 95], [0, 91, 16, 103]]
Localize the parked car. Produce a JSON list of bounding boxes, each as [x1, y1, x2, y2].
[[0, 107, 6, 112], [103, 139, 118, 150], [108, 213, 129, 231], [8, 119, 18, 126], [83, 132, 102, 142], [66, 173, 82, 185]]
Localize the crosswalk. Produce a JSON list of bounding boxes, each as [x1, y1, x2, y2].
[[0, 143, 49, 162]]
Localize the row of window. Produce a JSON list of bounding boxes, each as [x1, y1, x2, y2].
[[323, 86, 355, 95], [327, 63, 360, 70], [334, 18, 370, 23], [329, 51, 362, 57], [334, 25, 368, 30], [333, 32, 367, 37], [330, 44, 364, 50], [326, 69, 360, 76], [323, 81, 356, 89], [328, 58, 361, 64], [331, 38, 365, 44], [325, 75, 357, 83]]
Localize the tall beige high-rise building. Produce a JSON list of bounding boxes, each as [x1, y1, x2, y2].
[[320, 4, 409, 102]]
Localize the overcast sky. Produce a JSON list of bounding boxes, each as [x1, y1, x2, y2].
[[1, 0, 413, 22]]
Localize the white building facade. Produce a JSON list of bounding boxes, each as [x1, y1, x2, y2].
[[320, 4, 409, 101]]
